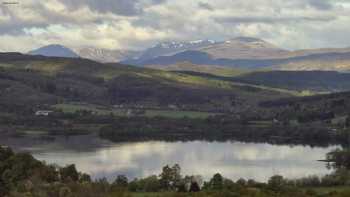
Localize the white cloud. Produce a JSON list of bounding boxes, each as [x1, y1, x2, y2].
[[0, 0, 350, 52]]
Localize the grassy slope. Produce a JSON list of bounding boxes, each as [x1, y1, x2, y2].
[[276, 59, 350, 71], [145, 61, 249, 77], [0, 54, 292, 93], [173, 68, 350, 94], [234, 70, 350, 93], [0, 53, 295, 95]]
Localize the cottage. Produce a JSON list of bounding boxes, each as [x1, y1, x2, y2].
[[35, 110, 53, 116]]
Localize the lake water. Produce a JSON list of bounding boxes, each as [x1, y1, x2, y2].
[[0, 134, 337, 182]]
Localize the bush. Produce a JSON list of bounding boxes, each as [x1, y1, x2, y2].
[[268, 175, 286, 192], [60, 164, 79, 182]]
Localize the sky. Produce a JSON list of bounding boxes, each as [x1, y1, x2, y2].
[[0, 0, 350, 52]]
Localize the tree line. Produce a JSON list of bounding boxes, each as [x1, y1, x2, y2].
[[3, 146, 350, 197]]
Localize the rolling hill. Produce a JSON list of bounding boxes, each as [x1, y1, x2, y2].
[[234, 71, 350, 92], [274, 52, 350, 71], [145, 61, 248, 77], [0, 53, 292, 115], [178, 70, 350, 93]]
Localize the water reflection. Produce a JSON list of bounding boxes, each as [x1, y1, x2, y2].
[[25, 139, 336, 182]]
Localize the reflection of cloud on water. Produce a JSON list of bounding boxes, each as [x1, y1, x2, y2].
[[35, 141, 179, 180], [32, 140, 337, 182]]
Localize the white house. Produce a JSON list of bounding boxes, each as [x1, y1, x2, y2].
[[35, 110, 53, 116]]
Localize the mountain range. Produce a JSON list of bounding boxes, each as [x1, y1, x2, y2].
[[27, 37, 350, 71], [135, 39, 217, 61]]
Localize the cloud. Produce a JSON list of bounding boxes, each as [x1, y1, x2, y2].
[[58, 0, 142, 16], [198, 2, 214, 11], [57, 0, 168, 16], [306, 0, 334, 10], [215, 15, 336, 24], [0, 0, 349, 52]]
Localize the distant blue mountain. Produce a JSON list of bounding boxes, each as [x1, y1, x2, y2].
[[123, 50, 280, 69], [29, 44, 79, 58], [123, 49, 350, 70]]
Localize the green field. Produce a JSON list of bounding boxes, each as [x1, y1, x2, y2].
[[127, 187, 350, 197], [53, 103, 217, 119], [53, 103, 124, 115], [307, 186, 350, 195], [144, 109, 216, 118]]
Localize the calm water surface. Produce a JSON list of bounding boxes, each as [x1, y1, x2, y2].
[[1, 134, 336, 182]]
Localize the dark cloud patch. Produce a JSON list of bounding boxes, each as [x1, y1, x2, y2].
[[198, 2, 214, 11], [215, 15, 336, 24], [307, 0, 334, 10], [58, 0, 167, 16], [0, 4, 49, 35], [58, 0, 142, 16], [0, 2, 100, 35], [151, 0, 167, 4]]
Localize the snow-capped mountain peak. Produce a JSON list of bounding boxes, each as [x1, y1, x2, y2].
[[139, 39, 218, 60], [75, 47, 141, 63], [154, 39, 217, 49]]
